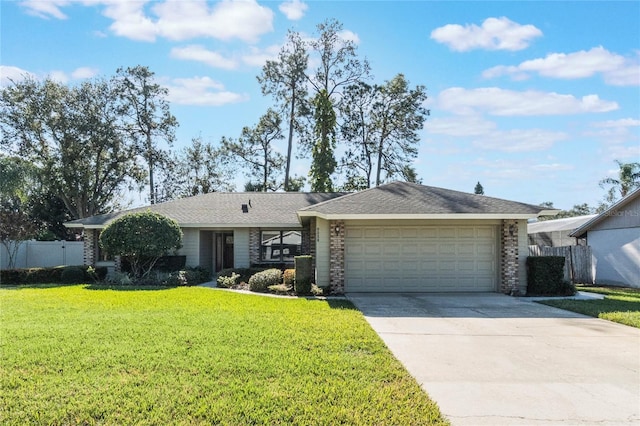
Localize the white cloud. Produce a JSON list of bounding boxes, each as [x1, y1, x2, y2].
[[154, 0, 273, 43], [165, 76, 249, 106], [339, 30, 360, 45], [483, 47, 640, 86], [279, 0, 307, 20], [0, 65, 36, 87], [19, 0, 70, 19], [472, 128, 568, 152], [170, 45, 238, 70], [241, 45, 281, 67], [21, 0, 275, 43], [430, 17, 542, 52], [48, 70, 70, 83], [591, 118, 640, 128], [438, 87, 618, 116], [425, 115, 497, 136], [584, 118, 640, 144], [71, 66, 99, 79]]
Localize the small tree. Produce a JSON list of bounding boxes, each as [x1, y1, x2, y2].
[[99, 211, 182, 278], [0, 206, 39, 269]]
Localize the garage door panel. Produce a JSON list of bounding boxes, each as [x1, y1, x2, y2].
[[345, 225, 497, 292]]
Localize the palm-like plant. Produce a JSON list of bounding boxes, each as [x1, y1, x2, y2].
[[599, 160, 640, 202]]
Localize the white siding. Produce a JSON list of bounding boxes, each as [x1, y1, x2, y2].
[[234, 228, 250, 268], [315, 218, 331, 287], [178, 228, 200, 267], [590, 228, 640, 287]]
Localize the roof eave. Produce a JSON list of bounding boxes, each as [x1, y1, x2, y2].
[[297, 212, 543, 221], [569, 188, 640, 238]]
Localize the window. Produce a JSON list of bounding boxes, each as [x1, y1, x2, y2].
[[260, 230, 301, 262]]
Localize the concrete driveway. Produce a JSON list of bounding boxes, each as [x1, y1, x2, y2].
[[347, 293, 640, 426]]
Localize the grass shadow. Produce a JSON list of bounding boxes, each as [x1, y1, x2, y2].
[[326, 298, 358, 311], [84, 283, 177, 291], [0, 283, 86, 290]]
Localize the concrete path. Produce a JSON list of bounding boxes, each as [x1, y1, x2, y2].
[[347, 293, 640, 425]]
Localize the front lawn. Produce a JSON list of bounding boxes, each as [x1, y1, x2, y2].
[[0, 285, 447, 425], [538, 285, 640, 328]]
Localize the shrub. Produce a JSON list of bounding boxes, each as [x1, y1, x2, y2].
[[61, 267, 86, 284], [86, 266, 108, 282], [0, 269, 25, 285], [283, 269, 295, 285], [294, 256, 312, 295], [311, 284, 324, 296], [165, 267, 210, 287], [527, 256, 575, 296], [249, 268, 282, 292], [99, 211, 183, 278], [106, 272, 134, 286], [217, 272, 240, 288]]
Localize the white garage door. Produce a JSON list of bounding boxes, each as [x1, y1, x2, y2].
[[345, 225, 497, 292]]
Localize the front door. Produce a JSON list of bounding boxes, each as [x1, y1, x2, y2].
[[215, 232, 234, 272]]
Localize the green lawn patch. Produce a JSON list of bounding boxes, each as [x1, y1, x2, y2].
[[0, 285, 448, 425], [538, 285, 640, 328]]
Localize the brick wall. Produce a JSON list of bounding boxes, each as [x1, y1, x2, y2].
[[83, 229, 96, 266], [500, 219, 520, 295], [249, 228, 260, 265], [329, 220, 345, 293]]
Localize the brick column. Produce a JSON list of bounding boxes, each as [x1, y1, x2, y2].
[[83, 229, 96, 266], [329, 220, 345, 294], [249, 228, 260, 265], [500, 219, 519, 295]]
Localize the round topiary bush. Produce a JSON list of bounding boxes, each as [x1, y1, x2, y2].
[[248, 268, 282, 292], [99, 211, 183, 278]]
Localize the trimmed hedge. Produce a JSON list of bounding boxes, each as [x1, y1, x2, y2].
[[526, 256, 575, 296], [0, 265, 108, 285], [294, 256, 312, 295], [283, 269, 295, 286], [217, 268, 266, 286]]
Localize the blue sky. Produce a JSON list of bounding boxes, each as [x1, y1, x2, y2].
[[2, 0, 639, 209]]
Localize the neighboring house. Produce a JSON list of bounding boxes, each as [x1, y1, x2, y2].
[[570, 189, 640, 288], [528, 215, 596, 247], [65, 181, 555, 294]]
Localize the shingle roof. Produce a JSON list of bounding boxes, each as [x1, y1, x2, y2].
[[65, 192, 345, 229], [298, 181, 550, 217], [528, 215, 597, 234], [570, 187, 640, 238]]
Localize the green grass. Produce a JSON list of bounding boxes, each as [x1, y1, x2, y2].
[[0, 285, 447, 425], [538, 285, 640, 328]]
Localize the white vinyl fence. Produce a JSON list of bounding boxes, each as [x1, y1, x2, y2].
[[0, 240, 84, 269]]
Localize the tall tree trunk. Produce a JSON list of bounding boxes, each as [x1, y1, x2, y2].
[[147, 132, 155, 204], [284, 87, 296, 191]]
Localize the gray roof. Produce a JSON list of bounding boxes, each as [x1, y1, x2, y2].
[[570, 188, 640, 238], [528, 215, 597, 234], [66, 182, 553, 229], [66, 192, 345, 229], [298, 181, 551, 217]]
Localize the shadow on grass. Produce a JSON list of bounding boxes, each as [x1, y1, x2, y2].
[[539, 298, 640, 318], [0, 283, 83, 290], [326, 299, 358, 311], [84, 283, 177, 291]]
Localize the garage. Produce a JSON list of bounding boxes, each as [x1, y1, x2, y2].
[[344, 225, 498, 292]]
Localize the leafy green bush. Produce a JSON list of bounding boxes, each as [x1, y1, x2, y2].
[[526, 256, 575, 296], [99, 211, 183, 278], [165, 267, 210, 287], [283, 269, 295, 285], [249, 269, 282, 292], [294, 256, 312, 295], [61, 267, 86, 284], [217, 272, 240, 288], [218, 268, 266, 285]]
